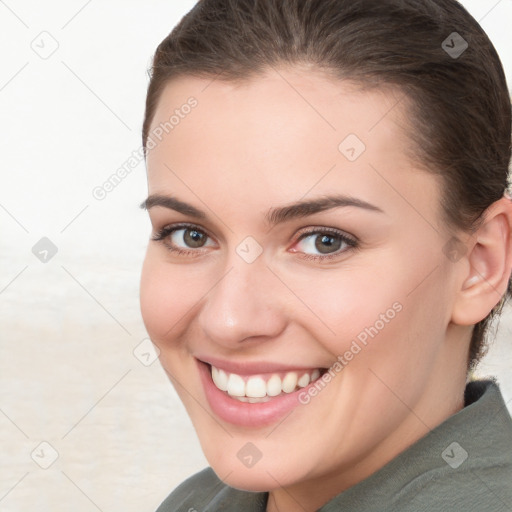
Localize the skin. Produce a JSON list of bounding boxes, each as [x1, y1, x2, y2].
[[139, 66, 512, 512]]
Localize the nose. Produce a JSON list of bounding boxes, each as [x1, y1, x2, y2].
[[197, 254, 288, 348]]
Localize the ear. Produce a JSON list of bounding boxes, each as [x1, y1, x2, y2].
[[451, 194, 512, 326]]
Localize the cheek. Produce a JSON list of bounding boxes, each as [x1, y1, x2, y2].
[[286, 248, 449, 368], [139, 250, 206, 343], [280, 258, 403, 354]]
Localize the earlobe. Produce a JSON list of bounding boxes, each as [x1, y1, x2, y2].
[[451, 196, 512, 326]]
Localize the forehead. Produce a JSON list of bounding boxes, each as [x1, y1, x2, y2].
[[145, 67, 442, 230], [147, 67, 410, 156]]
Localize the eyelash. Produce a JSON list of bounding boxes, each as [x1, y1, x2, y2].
[[151, 222, 358, 262]]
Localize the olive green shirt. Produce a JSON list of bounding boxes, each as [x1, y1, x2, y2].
[[156, 379, 512, 511]]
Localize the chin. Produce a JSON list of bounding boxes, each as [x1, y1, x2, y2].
[[200, 441, 304, 492], [211, 464, 288, 493]]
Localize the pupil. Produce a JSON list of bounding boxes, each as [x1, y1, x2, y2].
[[315, 234, 341, 254], [184, 229, 205, 248]]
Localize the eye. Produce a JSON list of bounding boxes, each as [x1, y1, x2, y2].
[[291, 227, 357, 261], [152, 223, 215, 255]]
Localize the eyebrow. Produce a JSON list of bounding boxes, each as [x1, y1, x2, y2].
[[140, 194, 384, 226]]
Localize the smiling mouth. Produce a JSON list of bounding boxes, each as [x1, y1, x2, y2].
[[209, 364, 327, 403]]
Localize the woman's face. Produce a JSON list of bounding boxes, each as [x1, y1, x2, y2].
[[140, 67, 466, 494]]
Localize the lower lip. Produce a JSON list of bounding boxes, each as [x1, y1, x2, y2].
[[197, 360, 315, 428]]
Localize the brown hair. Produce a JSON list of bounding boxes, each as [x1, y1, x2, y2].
[[142, 0, 512, 372]]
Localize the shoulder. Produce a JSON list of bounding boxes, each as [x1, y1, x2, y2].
[[155, 467, 267, 512], [155, 468, 219, 512], [388, 379, 512, 511], [320, 379, 512, 512]]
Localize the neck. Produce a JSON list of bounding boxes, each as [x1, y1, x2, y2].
[[266, 324, 469, 512]]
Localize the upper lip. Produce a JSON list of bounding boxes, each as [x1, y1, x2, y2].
[[196, 355, 325, 376]]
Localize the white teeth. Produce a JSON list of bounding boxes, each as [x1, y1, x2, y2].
[[248, 396, 271, 403], [297, 373, 310, 388], [211, 365, 323, 398], [245, 376, 267, 398], [226, 373, 245, 397], [211, 366, 228, 391], [282, 372, 298, 393], [266, 374, 282, 397], [232, 395, 272, 403]]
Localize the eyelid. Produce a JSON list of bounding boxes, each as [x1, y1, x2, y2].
[[152, 223, 218, 257], [152, 222, 216, 242], [153, 222, 359, 261], [294, 226, 358, 245], [288, 226, 358, 261]]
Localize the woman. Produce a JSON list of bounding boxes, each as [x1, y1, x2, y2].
[[139, 0, 512, 510]]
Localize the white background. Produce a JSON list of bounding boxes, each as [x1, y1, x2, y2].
[[0, 1, 511, 511]]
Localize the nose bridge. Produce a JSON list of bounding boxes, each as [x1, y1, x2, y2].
[[198, 248, 286, 346]]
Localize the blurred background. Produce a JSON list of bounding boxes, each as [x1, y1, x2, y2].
[[0, 1, 511, 511]]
